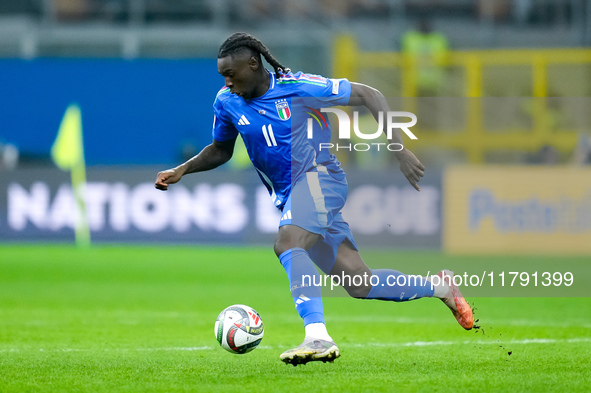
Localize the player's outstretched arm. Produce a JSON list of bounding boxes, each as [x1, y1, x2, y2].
[[348, 82, 425, 191], [155, 138, 236, 191]]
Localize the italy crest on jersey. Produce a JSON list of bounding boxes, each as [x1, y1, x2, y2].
[[275, 99, 291, 121]]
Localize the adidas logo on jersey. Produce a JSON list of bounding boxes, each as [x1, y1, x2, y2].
[[238, 115, 250, 125], [280, 210, 292, 222]]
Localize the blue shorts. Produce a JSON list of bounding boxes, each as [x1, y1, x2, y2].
[[279, 165, 358, 274]]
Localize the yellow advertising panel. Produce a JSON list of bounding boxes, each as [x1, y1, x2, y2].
[[444, 166, 591, 255]]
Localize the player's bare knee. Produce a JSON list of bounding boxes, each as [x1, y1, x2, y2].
[[273, 238, 289, 257], [333, 265, 372, 299], [345, 284, 371, 299], [274, 225, 320, 257], [273, 227, 291, 256]]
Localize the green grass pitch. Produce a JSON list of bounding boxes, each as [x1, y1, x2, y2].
[[0, 245, 589, 392]]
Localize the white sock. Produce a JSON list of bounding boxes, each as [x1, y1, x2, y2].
[[305, 323, 333, 342], [426, 275, 451, 298]]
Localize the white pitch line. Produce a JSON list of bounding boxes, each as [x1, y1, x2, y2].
[[1, 338, 589, 353], [136, 346, 212, 351]]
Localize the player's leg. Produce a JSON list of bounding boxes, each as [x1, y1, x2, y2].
[[330, 240, 473, 329], [330, 240, 435, 300], [315, 217, 435, 300], [274, 224, 326, 337], [276, 169, 344, 365], [275, 225, 340, 365]]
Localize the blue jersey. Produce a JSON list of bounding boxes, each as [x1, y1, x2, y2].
[[212, 70, 352, 209]]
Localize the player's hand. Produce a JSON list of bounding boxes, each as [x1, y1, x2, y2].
[[394, 149, 425, 191], [155, 168, 183, 191]]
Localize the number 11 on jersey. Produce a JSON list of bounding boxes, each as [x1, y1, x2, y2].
[[262, 124, 277, 147]]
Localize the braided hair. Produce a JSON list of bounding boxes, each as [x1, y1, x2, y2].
[[218, 32, 291, 78]]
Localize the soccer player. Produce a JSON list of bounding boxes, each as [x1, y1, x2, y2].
[[155, 32, 473, 365]]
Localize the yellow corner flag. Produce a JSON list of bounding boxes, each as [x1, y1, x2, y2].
[[51, 104, 90, 247]]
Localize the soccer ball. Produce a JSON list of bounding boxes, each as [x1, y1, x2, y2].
[[214, 304, 264, 354]]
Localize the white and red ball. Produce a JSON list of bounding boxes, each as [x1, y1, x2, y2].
[[214, 304, 264, 354]]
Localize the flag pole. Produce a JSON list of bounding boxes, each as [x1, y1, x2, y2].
[[71, 154, 90, 247]]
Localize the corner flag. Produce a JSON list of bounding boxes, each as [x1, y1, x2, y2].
[[51, 104, 90, 247]]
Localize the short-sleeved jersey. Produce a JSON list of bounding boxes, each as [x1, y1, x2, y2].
[[212, 69, 352, 209]]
